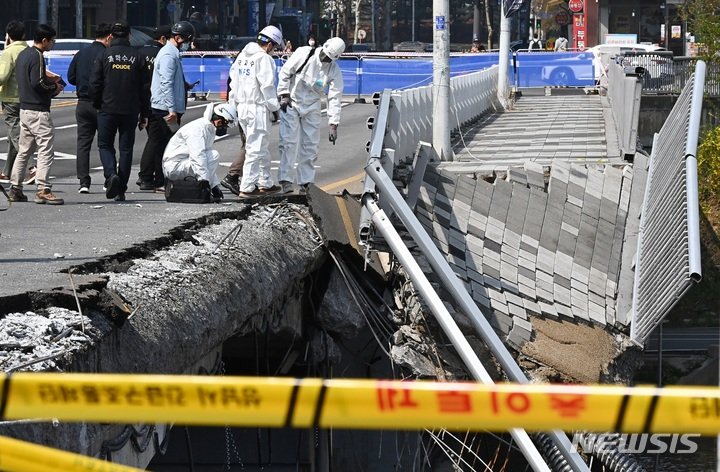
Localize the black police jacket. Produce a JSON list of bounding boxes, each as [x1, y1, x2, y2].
[[89, 37, 150, 117], [67, 41, 106, 100]]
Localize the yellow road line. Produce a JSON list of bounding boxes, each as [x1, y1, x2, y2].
[[320, 171, 365, 194], [334, 195, 360, 252]]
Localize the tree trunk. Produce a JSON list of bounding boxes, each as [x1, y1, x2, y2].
[[353, 0, 362, 44], [484, 0, 492, 50]]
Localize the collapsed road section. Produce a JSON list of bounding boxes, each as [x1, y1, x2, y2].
[[0, 190, 639, 470]]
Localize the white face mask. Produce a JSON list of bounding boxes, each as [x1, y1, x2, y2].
[[179, 42, 190, 52], [308, 39, 315, 46]]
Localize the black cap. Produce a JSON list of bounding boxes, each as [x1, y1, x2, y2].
[[111, 21, 130, 36], [154, 24, 172, 40]]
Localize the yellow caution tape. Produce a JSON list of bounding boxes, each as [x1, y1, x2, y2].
[[0, 435, 141, 472], [1, 373, 719, 435]]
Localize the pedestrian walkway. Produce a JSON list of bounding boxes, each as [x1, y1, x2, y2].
[[450, 92, 621, 172], [411, 91, 641, 356]]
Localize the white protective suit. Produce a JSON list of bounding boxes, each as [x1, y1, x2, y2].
[[162, 103, 222, 188], [228, 42, 280, 193], [277, 46, 344, 185]]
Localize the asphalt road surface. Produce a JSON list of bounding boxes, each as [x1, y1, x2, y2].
[[0, 94, 375, 195]]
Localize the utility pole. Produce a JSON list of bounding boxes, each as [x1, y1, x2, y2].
[[498, 1, 510, 106], [76, 0, 82, 38], [473, 0, 480, 41], [38, 0, 47, 24], [432, 0, 451, 160], [411, 0, 415, 41], [371, 0, 375, 46], [51, 0, 59, 31]]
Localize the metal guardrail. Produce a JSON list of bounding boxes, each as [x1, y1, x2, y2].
[[606, 60, 642, 157], [630, 61, 705, 344], [381, 65, 500, 165], [620, 54, 720, 96]]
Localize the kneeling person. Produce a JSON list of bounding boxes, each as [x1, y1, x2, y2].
[[162, 102, 235, 202]]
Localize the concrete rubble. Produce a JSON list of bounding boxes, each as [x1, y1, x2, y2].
[[0, 202, 332, 466]]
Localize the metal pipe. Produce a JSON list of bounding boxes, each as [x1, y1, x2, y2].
[[364, 196, 551, 472], [685, 60, 705, 282], [365, 159, 591, 472]]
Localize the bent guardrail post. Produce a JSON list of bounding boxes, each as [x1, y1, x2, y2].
[[365, 159, 591, 472], [362, 194, 552, 472], [607, 61, 642, 159], [685, 61, 704, 281], [359, 89, 394, 243]]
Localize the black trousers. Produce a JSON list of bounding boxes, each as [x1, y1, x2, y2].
[[97, 111, 137, 190], [75, 99, 97, 187], [138, 114, 174, 187]]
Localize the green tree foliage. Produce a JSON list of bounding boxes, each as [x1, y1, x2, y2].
[[681, 0, 720, 62], [698, 126, 720, 208]]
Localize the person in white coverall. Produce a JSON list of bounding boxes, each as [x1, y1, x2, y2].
[[277, 36, 345, 194], [162, 102, 236, 202], [228, 25, 284, 197]]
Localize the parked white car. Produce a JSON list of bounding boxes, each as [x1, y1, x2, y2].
[[588, 43, 673, 86]]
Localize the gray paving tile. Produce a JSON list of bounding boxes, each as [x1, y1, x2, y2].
[[485, 222, 505, 245], [489, 178, 513, 223], [525, 161, 546, 189], [508, 167, 528, 186], [467, 264, 484, 283], [539, 204, 562, 252], [522, 188, 547, 242], [588, 300, 607, 325], [472, 180, 494, 215], [555, 303, 574, 319], [450, 200, 472, 232], [466, 233, 484, 255], [538, 300, 559, 317], [513, 316, 534, 334], [557, 229, 578, 256], [536, 247, 556, 274], [503, 229, 522, 250]]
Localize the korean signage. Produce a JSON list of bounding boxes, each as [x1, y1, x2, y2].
[[573, 13, 586, 50], [568, 0, 583, 13]]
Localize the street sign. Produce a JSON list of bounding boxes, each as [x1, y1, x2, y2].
[[568, 0, 583, 13], [503, 0, 525, 18], [358, 29, 367, 40]]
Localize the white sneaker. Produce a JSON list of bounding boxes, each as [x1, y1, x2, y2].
[[280, 181, 293, 194], [78, 186, 90, 194]]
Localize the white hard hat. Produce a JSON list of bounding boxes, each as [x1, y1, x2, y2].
[[258, 25, 284, 49], [321, 37, 346, 61], [206, 102, 237, 126]]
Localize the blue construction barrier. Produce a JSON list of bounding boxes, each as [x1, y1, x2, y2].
[[514, 51, 595, 87], [47, 51, 595, 97]]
